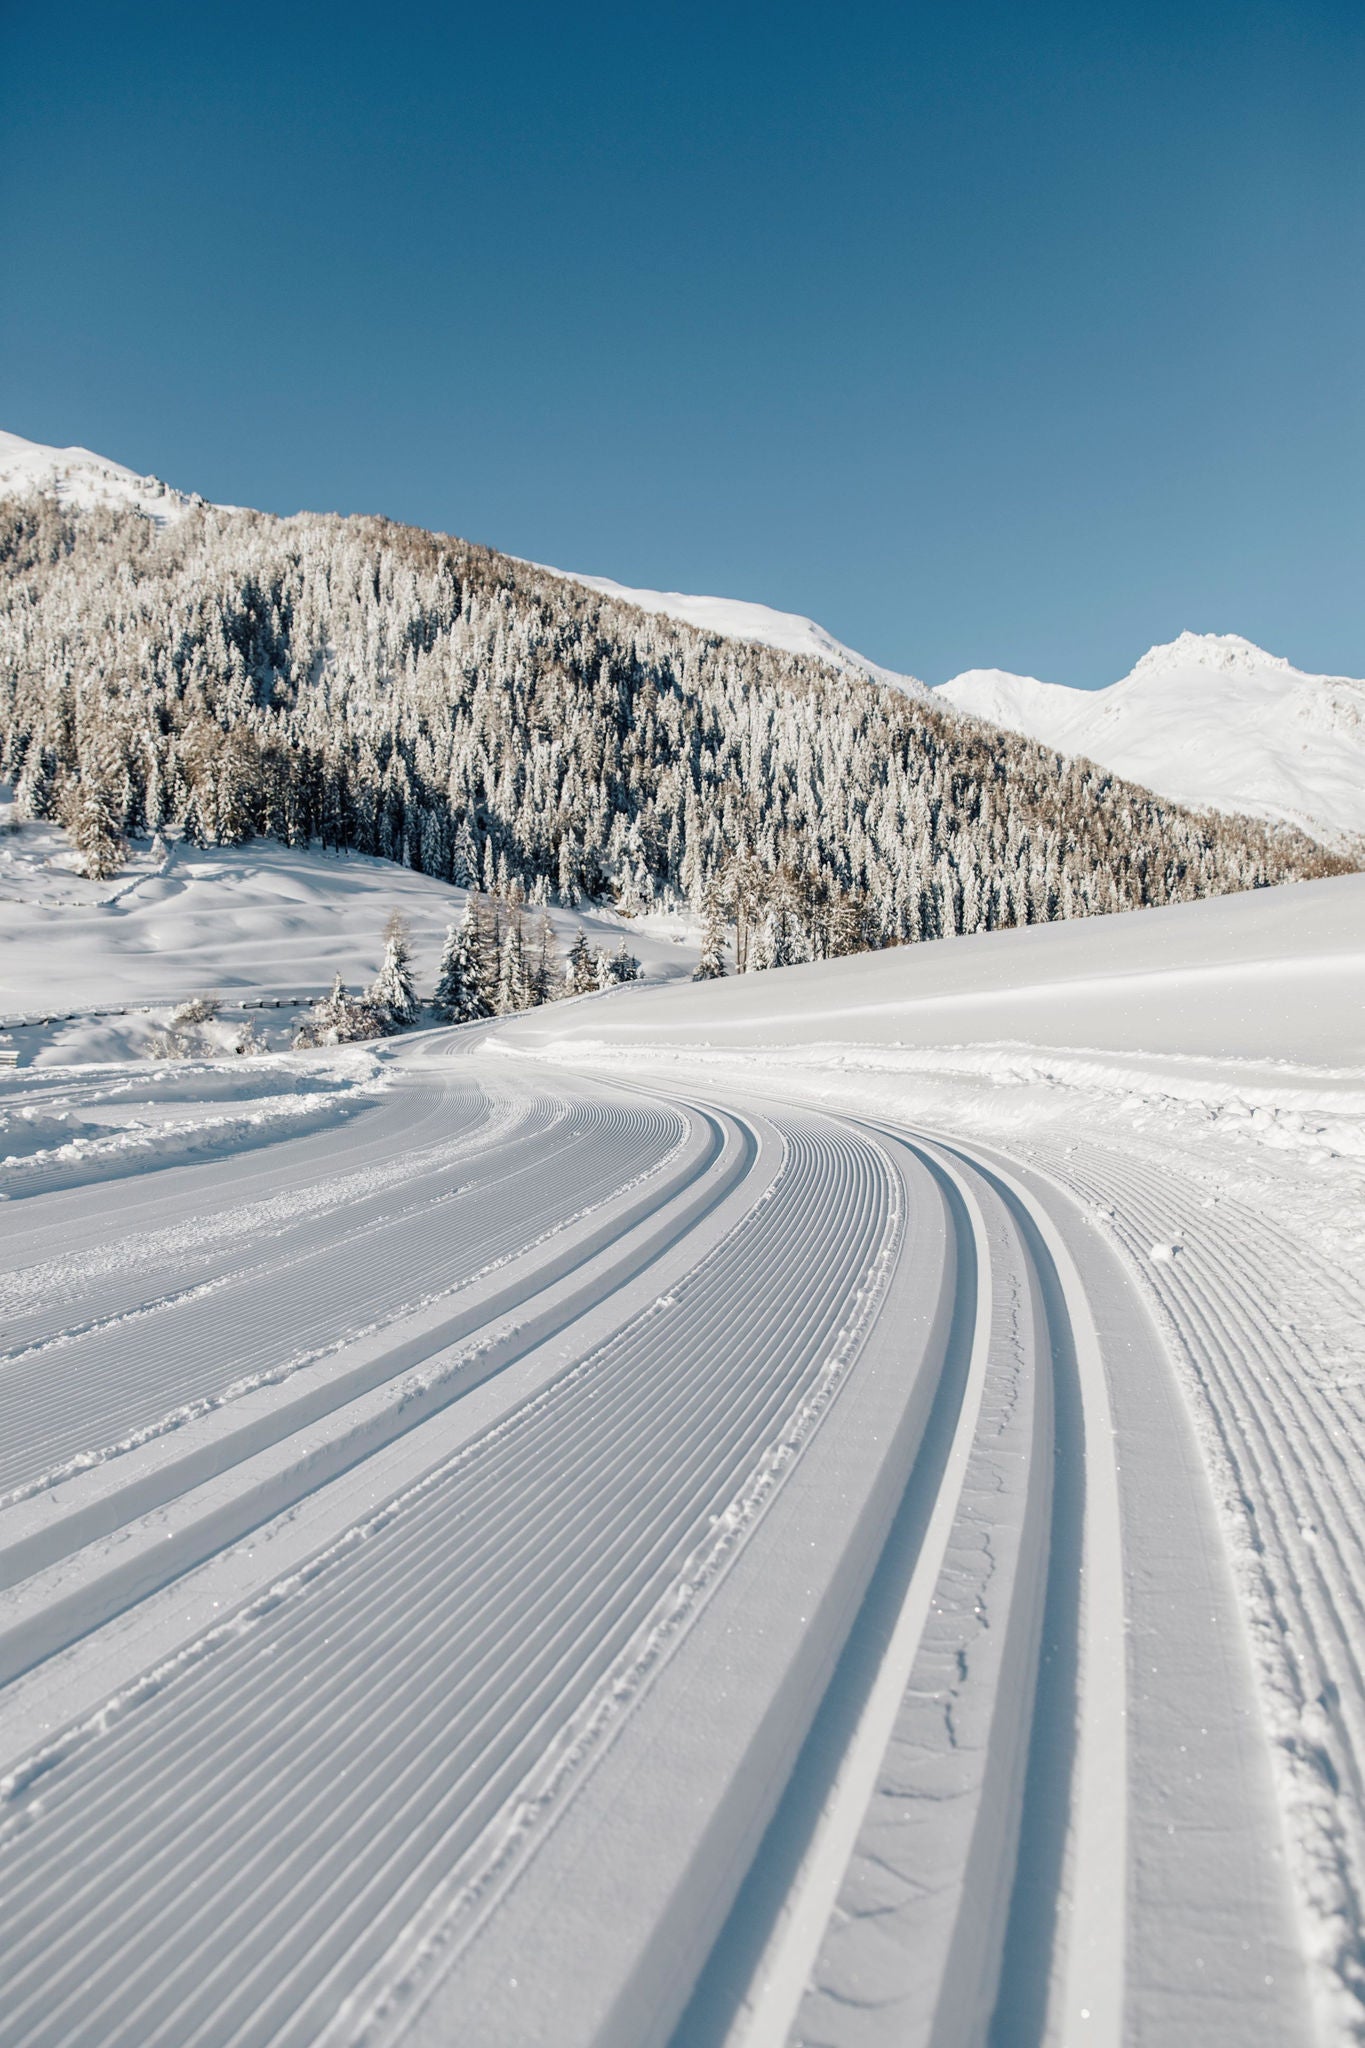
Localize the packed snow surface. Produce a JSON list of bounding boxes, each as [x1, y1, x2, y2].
[[1, 874, 1359, 2045], [503, 871, 1365, 2043], [939, 631, 1365, 848]]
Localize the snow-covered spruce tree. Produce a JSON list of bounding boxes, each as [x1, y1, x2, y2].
[[369, 912, 419, 1031], [565, 931, 597, 996], [432, 899, 491, 1023], [294, 974, 385, 1047], [595, 941, 641, 988], [693, 888, 728, 980], [0, 490, 1347, 972], [527, 912, 563, 1007], [69, 773, 127, 881], [496, 913, 533, 1015]]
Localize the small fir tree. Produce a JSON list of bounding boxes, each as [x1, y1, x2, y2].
[[694, 890, 728, 980], [369, 911, 419, 1030], [565, 930, 597, 995], [496, 913, 532, 1014], [72, 777, 127, 880], [432, 898, 492, 1023]]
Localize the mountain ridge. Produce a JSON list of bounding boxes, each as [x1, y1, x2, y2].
[[938, 631, 1365, 848]]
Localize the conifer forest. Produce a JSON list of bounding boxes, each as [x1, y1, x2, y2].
[[0, 493, 1345, 979]]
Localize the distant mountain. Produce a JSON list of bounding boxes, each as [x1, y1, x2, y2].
[[938, 633, 1365, 850], [0, 430, 1348, 972], [536, 567, 927, 699]]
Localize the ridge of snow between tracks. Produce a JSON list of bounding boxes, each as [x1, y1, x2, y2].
[[965, 1144, 1127, 2048], [727, 1148, 995, 2047]]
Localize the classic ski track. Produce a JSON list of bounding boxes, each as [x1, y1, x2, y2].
[[0, 1068, 490, 1299], [0, 1076, 515, 1342], [719, 1140, 997, 2048], [0, 1048, 1322, 2048], [681, 1114, 1123, 2048], [0, 1112, 898, 2048], [0, 1094, 684, 1499], [1036, 1139, 1365, 2029]]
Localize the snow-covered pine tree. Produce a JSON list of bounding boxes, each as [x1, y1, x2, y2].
[[369, 911, 419, 1031], [294, 974, 385, 1047], [595, 940, 641, 988], [565, 931, 597, 996], [528, 912, 562, 1007], [693, 887, 728, 980], [432, 898, 491, 1023], [70, 775, 127, 881], [496, 912, 532, 1014]]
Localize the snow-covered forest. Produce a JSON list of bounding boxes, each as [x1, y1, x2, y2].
[[0, 493, 1345, 965]]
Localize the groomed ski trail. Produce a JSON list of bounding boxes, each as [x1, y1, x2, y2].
[[0, 1045, 1321, 2047]]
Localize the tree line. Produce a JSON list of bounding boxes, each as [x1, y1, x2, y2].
[[0, 492, 1349, 972], [294, 902, 640, 1046]]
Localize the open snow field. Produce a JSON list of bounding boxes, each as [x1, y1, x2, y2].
[[0, 871, 1361, 2046], [0, 804, 699, 1065]]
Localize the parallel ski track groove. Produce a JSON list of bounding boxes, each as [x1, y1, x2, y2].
[[1052, 1143, 1365, 1995], [0, 1079, 514, 1347], [0, 1120, 896, 2048], [0, 1097, 681, 1497]]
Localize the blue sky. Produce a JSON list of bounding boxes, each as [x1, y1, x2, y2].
[[3, 0, 1361, 686]]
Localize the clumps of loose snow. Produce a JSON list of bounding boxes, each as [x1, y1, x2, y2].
[[0, 1054, 384, 1200]]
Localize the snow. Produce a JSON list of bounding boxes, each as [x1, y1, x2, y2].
[[938, 631, 1365, 849], [0, 875, 1360, 2042], [502, 871, 1365, 2038], [0, 799, 699, 1064], [4, 428, 1364, 2043], [0, 428, 211, 526], [533, 565, 929, 698]]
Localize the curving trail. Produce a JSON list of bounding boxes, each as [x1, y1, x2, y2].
[[0, 1039, 1319, 2047]]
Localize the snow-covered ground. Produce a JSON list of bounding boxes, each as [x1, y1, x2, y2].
[[501, 872, 1365, 2042], [938, 631, 1365, 849], [1, 872, 1359, 2045], [0, 801, 699, 1064]]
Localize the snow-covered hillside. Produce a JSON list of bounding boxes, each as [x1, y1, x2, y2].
[[939, 631, 1365, 849], [0, 801, 698, 1064], [537, 566, 928, 697], [1, 428, 924, 695], [0, 428, 208, 526]]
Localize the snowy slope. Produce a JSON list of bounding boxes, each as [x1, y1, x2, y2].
[[538, 565, 929, 697], [0, 428, 209, 526], [501, 873, 1365, 2040], [0, 801, 699, 1063], [939, 631, 1365, 848], [1, 880, 1360, 2045]]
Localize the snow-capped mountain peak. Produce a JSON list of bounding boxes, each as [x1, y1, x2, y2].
[[939, 632, 1365, 848], [0, 428, 205, 525]]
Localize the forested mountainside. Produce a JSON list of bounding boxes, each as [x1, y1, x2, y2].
[[0, 492, 1346, 963]]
